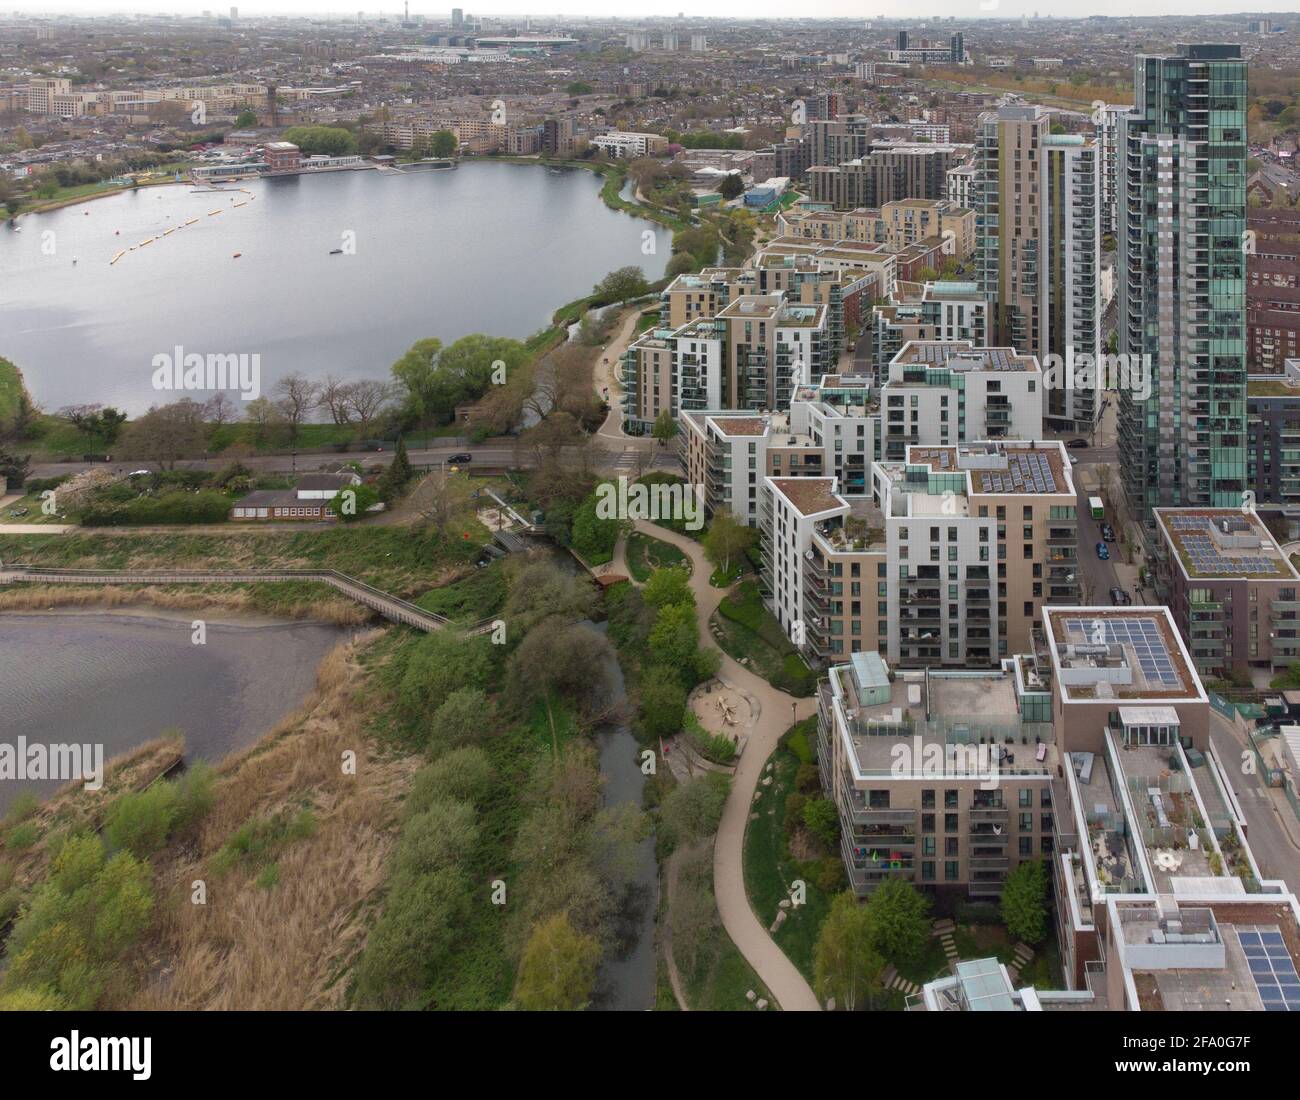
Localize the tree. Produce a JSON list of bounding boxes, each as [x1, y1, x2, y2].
[[651, 409, 679, 448], [242, 396, 285, 446], [814, 892, 884, 1011], [273, 373, 321, 444], [326, 482, 380, 522], [377, 436, 413, 503], [430, 130, 457, 158], [659, 772, 730, 848], [594, 265, 648, 305], [342, 379, 396, 437], [717, 172, 745, 200], [428, 687, 495, 753], [703, 512, 755, 578], [118, 399, 207, 469], [1001, 859, 1049, 945], [508, 618, 616, 753], [565, 81, 594, 96], [0, 447, 32, 489], [802, 797, 840, 848], [641, 564, 692, 610], [514, 912, 602, 1010], [281, 125, 358, 157], [648, 600, 701, 672], [233, 108, 258, 128], [414, 469, 472, 537], [639, 675, 687, 741], [863, 877, 931, 966]]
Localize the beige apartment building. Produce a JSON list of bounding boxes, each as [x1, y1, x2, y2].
[[716, 294, 828, 412], [816, 649, 1058, 898], [780, 199, 975, 261], [872, 281, 990, 383]]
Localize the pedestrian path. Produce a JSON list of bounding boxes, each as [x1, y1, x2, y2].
[[932, 918, 960, 967], [882, 965, 921, 997], [1007, 942, 1036, 983]]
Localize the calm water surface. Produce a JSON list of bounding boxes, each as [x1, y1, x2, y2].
[[0, 162, 670, 412], [0, 612, 345, 813]]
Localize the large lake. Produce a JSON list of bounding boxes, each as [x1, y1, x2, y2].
[[0, 162, 670, 413], [0, 611, 346, 814]]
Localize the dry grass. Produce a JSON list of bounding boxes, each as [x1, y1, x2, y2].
[[0, 584, 371, 626], [125, 629, 421, 1010]]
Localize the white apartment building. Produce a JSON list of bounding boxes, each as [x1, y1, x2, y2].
[[1093, 104, 1132, 240], [872, 282, 990, 382], [947, 163, 975, 209], [589, 130, 667, 158], [879, 340, 1043, 460]]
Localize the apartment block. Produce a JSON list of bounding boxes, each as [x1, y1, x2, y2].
[[815, 651, 1057, 898], [1247, 363, 1300, 508], [717, 294, 828, 411], [1247, 207, 1300, 372], [1118, 44, 1249, 527], [588, 130, 668, 158], [872, 282, 990, 384], [873, 441, 1079, 667], [1093, 104, 1132, 241], [879, 341, 1044, 460], [620, 329, 675, 432], [806, 143, 962, 210], [1152, 507, 1300, 677], [976, 106, 1102, 431]]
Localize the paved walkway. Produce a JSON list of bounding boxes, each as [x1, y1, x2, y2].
[[0, 523, 76, 534], [594, 307, 657, 451], [633, 519, 821, 1011]]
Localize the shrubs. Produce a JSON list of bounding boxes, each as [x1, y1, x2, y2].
[[212, 807, 318, 878], [0, 835, 153, 1010], [103, 763, 215, 858], [80, 489, 233, 526], [802, 798, 840, 848], [5, 822, 39, 851], [682, 713, 737, 765], [659, 772, 730, 849]]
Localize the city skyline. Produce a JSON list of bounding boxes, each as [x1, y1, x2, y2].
[[4, 3, 1293, 21]]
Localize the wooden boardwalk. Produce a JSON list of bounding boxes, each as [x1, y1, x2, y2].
[[0, 565, 495, 635]]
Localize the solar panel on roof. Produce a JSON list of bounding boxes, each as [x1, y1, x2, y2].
[[1236, 926, 1300, 1011]]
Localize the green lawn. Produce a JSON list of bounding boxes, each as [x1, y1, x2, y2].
[[742, 721, 835, 983], [712, 581, 816, 696], [0, 491, 68, 523], [624, 531, 688, 582]]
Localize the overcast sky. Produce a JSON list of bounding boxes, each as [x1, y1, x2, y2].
[[6, 3, 1290, 21]]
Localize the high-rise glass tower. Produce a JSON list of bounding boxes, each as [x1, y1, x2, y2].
[[1117, 44, 1248, 533]]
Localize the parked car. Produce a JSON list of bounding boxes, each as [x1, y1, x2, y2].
[[447, 453, 473, 465], [1066, 438, 1090, 449], [1109, 586, 1132, 606], [1100, 522, 1116, 542], [1096, 541, 1110, 560]]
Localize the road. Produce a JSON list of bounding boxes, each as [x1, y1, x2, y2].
[[1209, 713, 1300, 897]]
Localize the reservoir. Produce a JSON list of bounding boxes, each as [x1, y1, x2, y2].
[[0, 162, 671, 413], [0, 610, 347, 814]]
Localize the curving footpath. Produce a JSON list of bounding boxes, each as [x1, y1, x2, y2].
[[633, 519, 822, 1011]]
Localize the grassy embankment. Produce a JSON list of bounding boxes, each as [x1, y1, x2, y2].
[[711, 581, 816, 696]]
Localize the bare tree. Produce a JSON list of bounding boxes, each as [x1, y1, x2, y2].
[[273, 373, 322, 444], [118, 399, 207, 470], [342, 379, 396, 437], [202, 392, 236, 430], [318, 375, 354, 426], [415, 469, 472, 537]]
